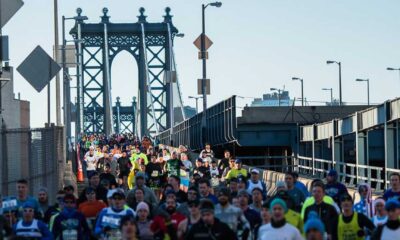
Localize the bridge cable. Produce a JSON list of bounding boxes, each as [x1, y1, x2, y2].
[[141, 23, 160, 136]]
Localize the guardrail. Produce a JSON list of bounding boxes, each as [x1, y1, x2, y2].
[[157, 96, 237, 150]]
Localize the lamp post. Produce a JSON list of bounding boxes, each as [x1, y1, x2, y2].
[[322, 88, 333, 105], [189, 96, 203, 114], [270, 88, 283, 106], [292, 77, 304, 106], [200, 1, 222, 145], [355, 78, 370, 106], [387, 67, 400, 83], [62, 13, 87, 159], [327, 60, 342, 106]]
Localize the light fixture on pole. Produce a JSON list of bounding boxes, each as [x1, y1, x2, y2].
[[270, 88, 283, 106], [292, 77, 304, 106], [327, 60, 342, 106], [355, 78, 370, 106], [322, 88, 333, 105], [200, 1, 222, 145], [189, 96, 203, 114], [387, 67, 400, 83]]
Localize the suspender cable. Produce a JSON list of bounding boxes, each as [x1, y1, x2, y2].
[[141, 23, 159, 136]]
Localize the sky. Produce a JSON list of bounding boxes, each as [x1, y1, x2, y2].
[[3, 0, 400, 128]]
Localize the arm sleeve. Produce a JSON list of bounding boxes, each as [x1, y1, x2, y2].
[[94, 209, 106, 236], [371, 225, 383, 240], [38, 220, 53, 240], [358, 213, 376, 233]]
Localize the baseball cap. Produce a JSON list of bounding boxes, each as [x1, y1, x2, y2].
[[385, 199, 400, 211], [251, 168, 260, 174], [112, 188, 126, 199], [235, 159, 242, 164], [22, 202, 35, 209]]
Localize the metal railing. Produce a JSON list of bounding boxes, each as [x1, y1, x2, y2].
[[296, 155, 393, 192], [157, 96, 237, 150], [0, 126, 65, 203]]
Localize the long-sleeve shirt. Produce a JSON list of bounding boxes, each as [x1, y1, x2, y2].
[[304, 201, 338, 237], [52, 209, 90, 240]]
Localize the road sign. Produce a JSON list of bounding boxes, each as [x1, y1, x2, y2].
[[0, 66, 11, 82], [0, 0, 24, 28], [197, 79, 210, 95], [0, 36, 9, 61], [54, 45, 77, 68], [17, 45, 61, 92], [193, 34, 213, 51]]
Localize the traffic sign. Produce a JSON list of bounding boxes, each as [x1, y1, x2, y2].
[[0, 0, 24, 28], [193, 34, 213, 51], [17, 45, 61, 92], [197, 79, 210, 95]]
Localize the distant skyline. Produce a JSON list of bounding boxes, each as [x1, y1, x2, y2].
[[3, 0, 400, 128]]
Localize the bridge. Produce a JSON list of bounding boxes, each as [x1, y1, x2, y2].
[[0, 3, 399, 203]]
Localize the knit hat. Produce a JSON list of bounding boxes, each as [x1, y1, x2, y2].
[[373, 198, 385, 208], [328, 169, 337, 178], [136, 201, 149, 212], [238, 189, 249, 198], [200, 199, 215, 214], [304, 211, 325, 234], [218, 187, 231, 198], [276, 181, 287, 190], [38, 187, 48, 194], [269, 198, 287, 213]]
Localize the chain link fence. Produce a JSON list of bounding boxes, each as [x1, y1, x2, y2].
[[0, 126, 65, 203]]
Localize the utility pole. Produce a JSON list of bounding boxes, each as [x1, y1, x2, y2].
[[54, 0, 61, 125]]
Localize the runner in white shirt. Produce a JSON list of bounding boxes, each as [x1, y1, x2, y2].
[[85, 146, 98, 179]]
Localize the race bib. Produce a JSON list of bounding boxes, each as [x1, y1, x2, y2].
[[62, 229, 78, 240], [102, 216, 120, 228], [151, 171, 159, 177], [107, 229, 122, 240]]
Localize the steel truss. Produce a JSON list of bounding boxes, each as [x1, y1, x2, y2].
[[70, 7, 179, 137]]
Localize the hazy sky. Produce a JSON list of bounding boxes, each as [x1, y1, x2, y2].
[[3, 0, 400, 128]]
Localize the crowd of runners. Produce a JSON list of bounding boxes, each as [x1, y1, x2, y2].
[[0, 133, 400, 239]]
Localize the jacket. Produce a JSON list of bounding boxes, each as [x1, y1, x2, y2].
[[186, 218, 237, 240]]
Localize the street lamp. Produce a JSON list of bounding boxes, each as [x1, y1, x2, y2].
[[292, 77, 304, 106], [387, 67, 400, 83], [188, 96, 203, 114], [327, 60, 342, 106], [200, 2, 222, 145], [322, 88, 333, 105], [355, 78, 370, 106], [270, 88, 283, 106]]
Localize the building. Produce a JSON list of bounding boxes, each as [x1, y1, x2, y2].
[[0, 66, 30, 129], [251, 90, 294, 106]]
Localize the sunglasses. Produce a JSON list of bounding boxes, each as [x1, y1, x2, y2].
[[113, 196, 124, 200], [86, 192, 95, 195], [23, 209, 34, 213], [64, 201, 75, 204]]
